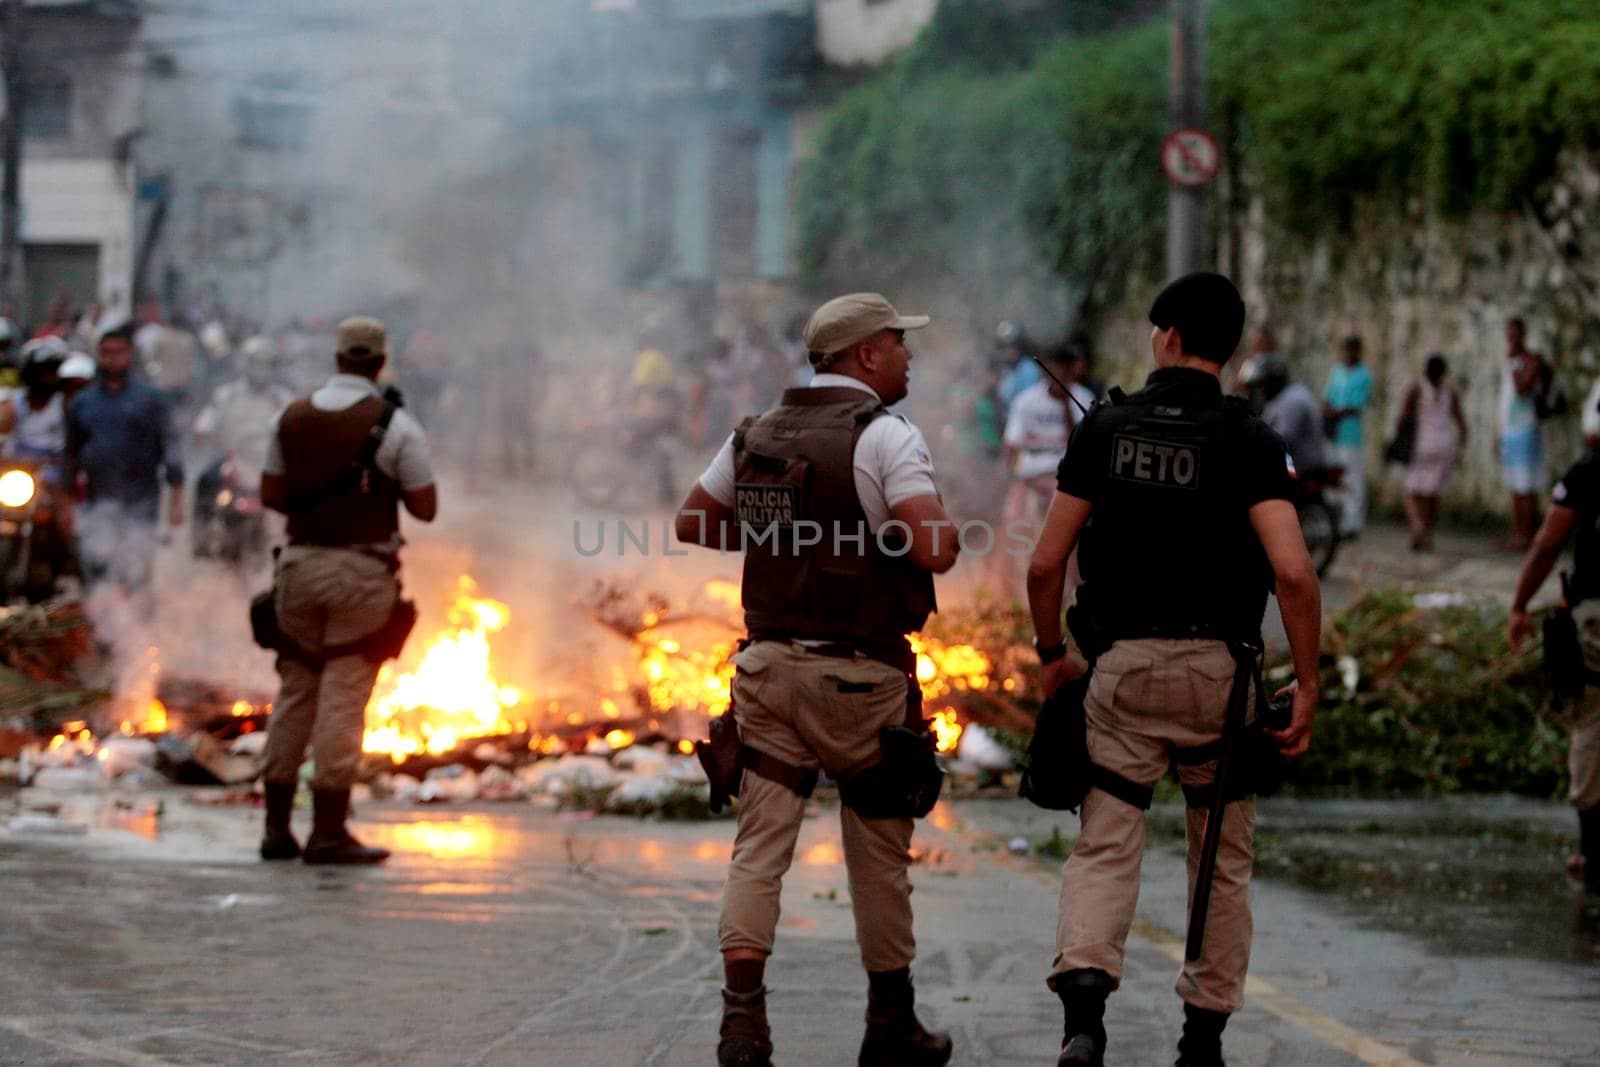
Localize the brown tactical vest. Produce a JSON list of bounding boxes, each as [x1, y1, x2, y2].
[[735, 386, 936, 647], [277, 395, 400, 546]]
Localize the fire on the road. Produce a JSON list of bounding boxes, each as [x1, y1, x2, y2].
[[362, 577, 526, 761], [341, 576, 993, 762]]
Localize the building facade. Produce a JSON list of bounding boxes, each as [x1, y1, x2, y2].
[[4, 0, 142, 328]]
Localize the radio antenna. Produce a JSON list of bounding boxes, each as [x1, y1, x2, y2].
[[1029, 355, 1092, 418]]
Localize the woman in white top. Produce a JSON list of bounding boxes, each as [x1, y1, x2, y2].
[[1400, 353, 1468, 551]]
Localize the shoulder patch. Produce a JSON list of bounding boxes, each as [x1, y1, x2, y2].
[[1109, 433, 1202, 490]]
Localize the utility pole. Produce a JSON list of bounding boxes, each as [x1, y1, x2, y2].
[[0, 0, 23, 319], [1166, 0, 1208, 279]]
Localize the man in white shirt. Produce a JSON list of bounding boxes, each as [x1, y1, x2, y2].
[[676, 292, 957, 1067], [257, 317, 436, 866], [1002, 344, 1094, 598]]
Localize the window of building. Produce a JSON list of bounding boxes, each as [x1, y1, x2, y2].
[[22, 75, 71, 139], [709, 125, 759, 278], [234, 83, 311, 151]]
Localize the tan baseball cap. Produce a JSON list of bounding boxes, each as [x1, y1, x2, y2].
[[803, 293, 929, 366], [336, 316, 387, 363]]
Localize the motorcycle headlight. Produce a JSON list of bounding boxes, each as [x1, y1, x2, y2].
[[0, 469, 36, 509]]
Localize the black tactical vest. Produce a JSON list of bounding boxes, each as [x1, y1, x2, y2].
[[734, 386, 935, 645], [1074, 383, 1276, 642]]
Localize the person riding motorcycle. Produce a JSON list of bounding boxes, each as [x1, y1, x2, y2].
[[1248, 355, 1329, 477], [0, 337, 71, 464], [192, 336, 292, 557], [0, 337, 77, 599]]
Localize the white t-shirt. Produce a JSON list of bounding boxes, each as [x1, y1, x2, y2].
[[264, 373, 434, 492], [1500, 355, 1540, 435], [1003, 380, 1094, 480], [695, 373, 937, 532], [196, 379, 294, 471], [5, 390, 65, 454]]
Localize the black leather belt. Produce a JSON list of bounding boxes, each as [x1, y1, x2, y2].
[[748, 632, 915, 675]]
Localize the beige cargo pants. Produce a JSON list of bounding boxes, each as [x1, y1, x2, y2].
[[718, 640, 918, 973], [1050, 638, 1257, 1014], [1568, 603, 1600, 811], [261, 545, 398, 791]]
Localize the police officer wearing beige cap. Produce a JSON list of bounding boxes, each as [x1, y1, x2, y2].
[[676, 293, 959, 1067], [257, 316, 438, 865]]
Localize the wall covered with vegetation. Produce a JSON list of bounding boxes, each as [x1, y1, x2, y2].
[[795, 0, 1600, 509]]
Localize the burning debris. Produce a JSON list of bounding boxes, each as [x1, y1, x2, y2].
[[4, 577, 1044, 827]]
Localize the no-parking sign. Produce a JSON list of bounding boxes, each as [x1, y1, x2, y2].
[[1161, 128, 1220, 188]]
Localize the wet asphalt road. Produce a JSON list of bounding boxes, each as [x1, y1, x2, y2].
[[1, 792, 1596, 1066]]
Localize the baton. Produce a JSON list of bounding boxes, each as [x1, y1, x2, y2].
[[1028, 355, 1092, 418], [1185, 642, 1255, 963]]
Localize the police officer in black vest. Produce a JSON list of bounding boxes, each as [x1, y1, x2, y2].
[[1509, 458, 1600, 903], [1026, 273, 1322, 1066]]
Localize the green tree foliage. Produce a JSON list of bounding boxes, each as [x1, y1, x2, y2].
[[1287, 590, 1566, 797], [796, 0, 1600, 309], [795, 2, 1166, 317], [1211, 0, 1600, 229]]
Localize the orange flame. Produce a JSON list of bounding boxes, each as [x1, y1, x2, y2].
[[632, 626, 736, 720], [930, 709, 963, 754], [910, 635, 991, 702], [363, 577, 524, 762]]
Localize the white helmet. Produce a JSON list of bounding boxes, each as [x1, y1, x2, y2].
[[240, 335, 278, 365], [0, 318, 16, 346], [20, 336, 70, 368], [59, 352, 96, 381]]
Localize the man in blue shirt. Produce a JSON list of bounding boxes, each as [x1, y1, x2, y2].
[[64, 321, 184, 612], [1323, 335, 1373, 536]]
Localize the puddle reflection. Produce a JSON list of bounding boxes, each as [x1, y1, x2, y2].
[[800, 840, 843, 867], [376, 815, 505, 861]]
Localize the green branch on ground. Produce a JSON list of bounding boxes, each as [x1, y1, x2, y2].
[[1284, 589, 1565, 797]]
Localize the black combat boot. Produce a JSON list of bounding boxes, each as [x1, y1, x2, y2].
[[259, 780, 301, 860], [1581, 805, 1600, 895], [858, 968, 953, 1067], [717, 986, 773, 1067], [1055, 968, 1112, 1066], [302, 788, 389, 865], [1174, 1003, 1229, 1066]]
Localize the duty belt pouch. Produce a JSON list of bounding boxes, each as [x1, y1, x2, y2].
[[837, 680, 944, 819], [695, 713, 744, 815], [1544, 576, 1588, 703], [249, 588, 283, 652], [1019, 673, 1092, 812], [366, 598, 418, 663]]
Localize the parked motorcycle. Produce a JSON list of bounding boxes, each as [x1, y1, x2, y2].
[[191, 453, 266, 563], [0, 455, 74, 602], [1295, 465, 1344, 577]]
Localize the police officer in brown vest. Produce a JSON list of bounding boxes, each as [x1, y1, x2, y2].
[[676, 293, 959, 1067], [257, 316, 438, 865]]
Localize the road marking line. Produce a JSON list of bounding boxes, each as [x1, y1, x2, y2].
[[946, 815, 1429, 1067], [0, 1017, 181, 1067], [1127, 916, 1429, 1067]]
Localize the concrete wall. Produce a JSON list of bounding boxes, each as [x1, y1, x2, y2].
[[1089, 155, 1600, 515]]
